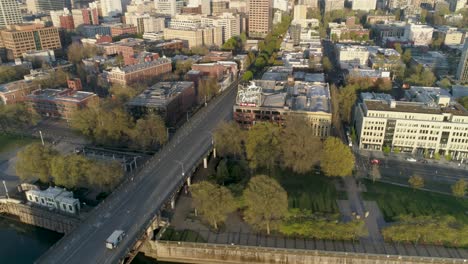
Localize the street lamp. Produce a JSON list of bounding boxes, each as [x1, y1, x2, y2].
[[2, 180, 9, 199], [174, 160, 184, 177]]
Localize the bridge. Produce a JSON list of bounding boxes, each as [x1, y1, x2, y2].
[[36, 82, 238, 264]]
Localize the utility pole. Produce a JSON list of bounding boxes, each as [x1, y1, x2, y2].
[[39, 130, 44, 146]]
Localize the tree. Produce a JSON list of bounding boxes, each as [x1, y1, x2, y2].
[[198, 77, 220, 104], [214, 159, 230, 185], [451, 179, 466, 198], [243, 175, 288, 235], [408, 175, 424, 190], [321, 137, 355, 177], [242, 71, 254, 81], [16, 143, 57, 183], [87, 161, 123, 191], [0, 65, 30, 84], [439, 78, 451, 89], [131, 114, 167, 150], [174, 60, 193, 78], [401, 49, 412, 64], [245, 122, 281, 170], [458, 96, 468, 109], [280, 116, 322, 173], [322, 56, 333, 73], [394, 43, 403, 54], [191, 181, 236, 230], [382, 145, 391, 155], [338, 85, 357, 124], [109, 84, 138, 103], [0, 104, 39, 133], [51, 154, 91, 188], [213, 122, 245, 158]]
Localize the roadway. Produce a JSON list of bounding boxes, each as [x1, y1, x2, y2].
[[37, 82, 238, 264]]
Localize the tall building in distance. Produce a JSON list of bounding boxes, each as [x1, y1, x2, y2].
[[293, 5, 307, 21], [0, 0, 23, 27], [456, 40, 468, 84], [248, 0, 272, 38], [299, 0, 318, 9], [26, 0, 67, 14], [100, 0, 122, 17], [323, 0, 344, 12], [352, 0, 377, 11], [155, 0, 177, 16]]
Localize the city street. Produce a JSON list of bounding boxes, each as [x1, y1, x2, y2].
[[37, 81, 238, 264]]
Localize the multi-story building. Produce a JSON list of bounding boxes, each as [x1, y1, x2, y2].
[[366, 15, 396, 25], [110, 23, 137, 36], [371, 22, 406, 45], [233, 79, 332, 137], [298, 0, 318, 9], [211, 0, 230, 15], [352, 0, 376, 11], [0, 0, 23, 27], [100, 0, 122, 17], [26, 0, 67, 14], [106, 58, 172, 85], [435, 26, 464, 46], [59, 11, 75, 30], [0, 24, 61, 60], [26, 88, 98, 120], [293, 5, 307, 21], [201, 13, 241, 43], [354, 88, 468, 159], [0, 80, 39, 105], [155, 0, 178, 16], [125, 12, 165, 34], [163, 26, 223, 48], [404, 24, 434, 46], [248, 0, 272, 39], [447, 0, 466, 12], [323, 0, 344, 12], [126, 81, 196, 125], [336, 44, 370, 68], [79, 24, 111, 37], [457, 41, 468, 84], [26, 187, 80, 214]]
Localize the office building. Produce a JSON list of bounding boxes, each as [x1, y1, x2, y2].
[[26, 0, 67, 14], [163, 26, 223, 48], [124, 12, 165, 33], [457, 41, 468, 83], [201, 13, 241, 43], [352, 0, 377, 11], [106, 58, 172, 85], [323, 0, 344, 12], [248, 0, 272, 38], [155, 0, 177, 16], [233, 80, 332, 137], [126, 81, 196, 125], [80, 24, 111, 37], [299, 0, 318, 8], [0, 24, 61, 60], [336, 44, 370, 68], [293, 5, 307, 21], [26, 187, 80, 214], [100, 0, 122, 16], [0, 0, 23, 27], [354, 87, 468, 159], [404, 24, 434, 46]]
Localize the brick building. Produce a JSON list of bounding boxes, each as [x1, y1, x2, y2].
[[191, 61, 238, 81], [0, 80, 39, 105], [126, 81, 196, 125], [110, 24, 138, 37], [0, 24, 62, 60], [106, 58, 172, 85], [59, 14, 75, 30]]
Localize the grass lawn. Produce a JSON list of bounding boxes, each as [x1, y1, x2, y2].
[[362, 180, 468, 223], [272, 168, 341, 214], [159, 227, 206, 242], [0, 134, 37, 154]]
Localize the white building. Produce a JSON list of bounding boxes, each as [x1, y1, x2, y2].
[[352, 0, 377, 11], [404, 24, 434, 46], [354, 88, 468, 159], [293, 4, 307, 21], [26, 187, 80, 214], [0, 0, 23, 27], [155, 0, 179, 16], [447, 0, 466, 12], [299, 0, 318, 8], [72, 9, 84, 27], [202, 13, 241, 43], [336, 44, 370, 67], [49, 10, 62, 27], [125, 12, 166, 33], [323, 0, 344, 12], [273, 0, 288, 11], [101, 0, 123, 16]]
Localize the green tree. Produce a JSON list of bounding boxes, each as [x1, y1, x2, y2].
[[245, 122, 281, 170], [338, 85, 357, 124], [16, 143, 57, 182], [321, 137, 355, 177], [451, 179, 466, 198], [439, 78, 452, 89], [408, 175, 424, 190], [213, 121, 244, 158], [131, 114, 167, 150], [191, 181, 236, 230], [109, 84, 138, 103], [394, 43, 403, 54], [401, 49, 412, 64], [243, 175, 288, 235], [198, 77, 220, 104], [280, 116, 322, 173], [174, 59, 194, 78], [214, 159, 230, 185], [0, 65, 30, 84], [0, 104, 39, 133], [87, 161, 123, 191], [322, 56, 333, 73], [458, 96, 468, 109], [51, 154, 91, 188], [382, 145, 391, 155], [242, 71, 254, 81]]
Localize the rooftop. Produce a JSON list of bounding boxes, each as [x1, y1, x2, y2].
[[28, 89, 97, 103], [113, 58, 171, 73], [127, 81, 194, 108], [0, 80, 35, 93]]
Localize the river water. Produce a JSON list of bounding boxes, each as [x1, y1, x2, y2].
[[0, 217, 172, 264]]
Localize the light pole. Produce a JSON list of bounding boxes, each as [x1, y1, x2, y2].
[[2, 180, 9, 199], [174, 160, 184, 177], [39, 130, 45, 146]]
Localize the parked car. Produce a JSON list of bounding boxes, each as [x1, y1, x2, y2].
[[418, 159, 428, 163], [406, 157, 417, 162], [106, 230, 125, 249], [370, 159, 380, 165]]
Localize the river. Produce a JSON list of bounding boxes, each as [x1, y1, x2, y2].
[[0, 217, 174, 264]]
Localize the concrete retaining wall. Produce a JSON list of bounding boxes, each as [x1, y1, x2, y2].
[[141, 240, 467, 264], [0, 199, 80, 234]]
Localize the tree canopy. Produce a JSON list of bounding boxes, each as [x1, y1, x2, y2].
[[408, 175, 424, 190], [451, 179, 466, 198], [16, 143, 57, 183], [0, 65, 30, 84], [0, 104, 39, 134], [321, 137, 355, 177], [213, 121, 245, 158], [243, 175, 288, 234], [245, 122, 281, 170], [191, 181, 236, 230]]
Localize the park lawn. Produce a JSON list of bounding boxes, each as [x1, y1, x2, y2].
[[362, 180, 468, 223], [272, 168, 340, 214], [0, 134, 36, 154]]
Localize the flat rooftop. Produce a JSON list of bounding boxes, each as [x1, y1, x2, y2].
[[0, 80, 34, 93], [127, 81, 194, 108], [28, 89, 96, 103]]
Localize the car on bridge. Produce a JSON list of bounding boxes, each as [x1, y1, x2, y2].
[[106, 230, 126, 249], [406, 157, 417, 162]]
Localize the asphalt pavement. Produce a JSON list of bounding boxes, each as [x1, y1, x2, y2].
[[37, 82, 238, 264]]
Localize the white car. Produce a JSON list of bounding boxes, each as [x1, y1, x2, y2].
[[406, 157, 417, 162]]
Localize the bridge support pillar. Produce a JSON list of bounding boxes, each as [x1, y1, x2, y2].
[[186, 176, 191, 186], [213, 148, 217, 158], [203, 157, 207, 168], [170, 196, 175, 209]]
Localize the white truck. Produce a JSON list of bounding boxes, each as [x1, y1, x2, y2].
[[106, 230, 125, 249]]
